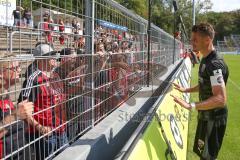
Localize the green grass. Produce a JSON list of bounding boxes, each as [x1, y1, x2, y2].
[[187, 54, 240, 160]]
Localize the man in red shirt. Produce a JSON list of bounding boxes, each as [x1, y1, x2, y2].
[[18, 44, 69, 160]]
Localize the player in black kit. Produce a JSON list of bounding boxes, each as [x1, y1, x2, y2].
[[171, 23, 229, 160]]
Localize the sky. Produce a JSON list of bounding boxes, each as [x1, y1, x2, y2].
[[210, 0, 240, 12]]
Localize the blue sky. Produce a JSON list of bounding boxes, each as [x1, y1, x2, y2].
[[211, 0, 240, 12]]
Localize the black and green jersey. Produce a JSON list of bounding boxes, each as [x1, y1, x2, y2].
[[198, 50, 229, 102]]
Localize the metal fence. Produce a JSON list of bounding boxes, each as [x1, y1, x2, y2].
[[0, 0, 182, 159]]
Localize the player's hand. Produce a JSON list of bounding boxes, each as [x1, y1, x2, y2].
[[170, 94, 192, 110], [172, 83, 186, 93]]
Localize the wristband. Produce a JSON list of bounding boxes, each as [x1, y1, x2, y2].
[[190, 102, 196, 111]]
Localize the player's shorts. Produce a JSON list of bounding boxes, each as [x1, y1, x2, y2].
[[193, 107, 228, 160]]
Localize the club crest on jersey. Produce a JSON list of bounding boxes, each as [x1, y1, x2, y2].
[[210, 69, 225, 86], [217, 76, 223, 84]]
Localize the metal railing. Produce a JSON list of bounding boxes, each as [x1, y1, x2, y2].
[[0, 0, 183, 159]]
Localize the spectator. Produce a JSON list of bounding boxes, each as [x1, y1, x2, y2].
[[18, 44, 69, 160], [23, 8, 32, 28], [48, 17, 55, 43], [43, 10, 50, 19], [12, 7, 22, 26], [72, 19, 78, 33], [0, 52, 34, 159], [54, 48, 90, 140], [59, 19, 65, 45], [53, 48, 77, 81], [42, 17, 50, 44], [78, 36, 85, 49], [42, 17, 54, 44]]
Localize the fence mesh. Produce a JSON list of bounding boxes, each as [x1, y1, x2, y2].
[[0, 0, 182, 159]]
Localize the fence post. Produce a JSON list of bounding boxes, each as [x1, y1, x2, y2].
[[85, 0, 95, 128], [140, 24, 145, 86], [147, 0, 152, 87]]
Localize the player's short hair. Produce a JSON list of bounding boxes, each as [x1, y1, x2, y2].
[[192, 23, 215, 39]]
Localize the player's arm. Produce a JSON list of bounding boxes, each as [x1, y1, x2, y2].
[[194, 68, 227, 110], [172, 63, 227, 111]]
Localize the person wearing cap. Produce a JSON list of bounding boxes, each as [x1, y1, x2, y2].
[[18, 44, 69, 160], [171, 23, 229, 160], [0, 52, 34, 159], [51, 47, 90, 141]]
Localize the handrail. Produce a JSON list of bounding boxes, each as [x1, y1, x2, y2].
[[9, 30, 71, 52], [9, 31, 40, 52]]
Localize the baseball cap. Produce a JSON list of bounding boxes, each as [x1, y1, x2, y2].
[[60, 48, 76, 56], [33, 43, 59, 57], [58, 48, 77, 62]]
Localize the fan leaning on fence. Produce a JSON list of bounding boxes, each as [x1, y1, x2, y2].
[[18, 44, 69, 160], [0, 52, 34, 159]]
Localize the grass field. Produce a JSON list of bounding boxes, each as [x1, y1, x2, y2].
[[187, 54, 240, 160]]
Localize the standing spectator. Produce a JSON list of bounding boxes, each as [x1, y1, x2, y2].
[[0, 52, 34, 159], [18, 44, 69, 160], [53, 48, 89, 140], [59, 19, 65, 45], [43, 17, 50, 44], [43, 10, 50, 20], [23, 8, 32, 28], [48, 17, 55, 43], [12, 7, 22, 27], [42, 17, 54, 44], [72, 19, 78, 33]]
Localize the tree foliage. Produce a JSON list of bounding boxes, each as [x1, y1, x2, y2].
[[18, 0, 240, 42]]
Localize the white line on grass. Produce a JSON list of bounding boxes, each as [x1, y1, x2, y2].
[[228, 78, 240, 91]]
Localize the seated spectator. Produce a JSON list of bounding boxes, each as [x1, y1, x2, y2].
[[0, 52, 34, 159], [18, 44, 69, 160]]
